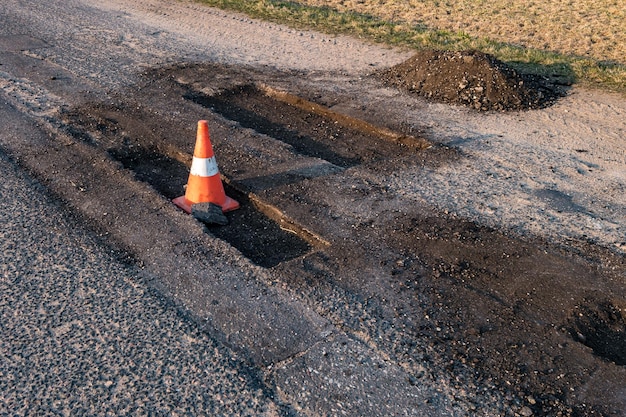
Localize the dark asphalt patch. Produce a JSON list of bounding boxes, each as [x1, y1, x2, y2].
[[108, 142, 318, 267], [0, 34, 48, 52]]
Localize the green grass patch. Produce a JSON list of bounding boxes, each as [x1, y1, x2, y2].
[[197, 0, 626, 94]]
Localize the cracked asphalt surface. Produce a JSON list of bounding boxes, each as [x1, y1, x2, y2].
[[0, 101, 282, 416], [1, 1, 625, 416]]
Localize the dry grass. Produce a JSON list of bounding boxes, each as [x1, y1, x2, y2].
[[301, 0, 626, 65], [198, 0, 626, 93]]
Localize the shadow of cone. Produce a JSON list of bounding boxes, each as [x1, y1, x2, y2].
[[173, 120, 239, 214]]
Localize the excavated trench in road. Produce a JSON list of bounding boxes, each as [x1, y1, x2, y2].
[[65, 76, 425, 267], [55, 62, 626, 416]]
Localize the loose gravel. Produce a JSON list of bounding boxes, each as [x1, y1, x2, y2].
[[0, 149, 280, 416]]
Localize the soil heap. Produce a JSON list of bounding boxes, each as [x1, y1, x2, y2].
[[379, 49, 563, 111]]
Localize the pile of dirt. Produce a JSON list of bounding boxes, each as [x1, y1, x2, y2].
[[378, 49, 565, 111]]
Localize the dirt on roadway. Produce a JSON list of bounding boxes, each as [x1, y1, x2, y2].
[[1, 0, 625, 416], [379, 49, 568, 111], [60, 59, 625, 416]]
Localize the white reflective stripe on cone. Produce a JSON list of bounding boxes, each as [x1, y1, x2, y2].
[[190, 156, 219, 177]]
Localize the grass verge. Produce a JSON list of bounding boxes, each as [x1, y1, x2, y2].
[[197, 0, 626, 95]]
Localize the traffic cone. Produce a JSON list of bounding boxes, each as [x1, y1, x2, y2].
[[173, 120, 239, 214]]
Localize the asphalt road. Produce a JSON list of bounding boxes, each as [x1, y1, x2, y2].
[[0, 95, 446, 417], [1, 1, 624, 416], [0, 96, 289, 415], [0, 2, 446, 415]]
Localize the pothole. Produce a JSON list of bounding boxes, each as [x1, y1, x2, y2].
[[183, 83, 429, 168], [61, 69, 432, 268], [109, 144, 324, 268], [211, 185, 325, 268], [109, 147, 187, 198], [569, 300, 626, 366]]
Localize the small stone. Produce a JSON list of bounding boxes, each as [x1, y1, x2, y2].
[[191, 202, 228, 226], [520, 406, 533, 416]]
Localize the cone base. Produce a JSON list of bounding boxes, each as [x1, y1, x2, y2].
[[173, 195, 240, 214]]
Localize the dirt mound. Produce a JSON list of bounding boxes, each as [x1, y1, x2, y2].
[[379, 49, 564, 111]]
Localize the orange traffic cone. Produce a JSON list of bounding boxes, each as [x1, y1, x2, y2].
[[173, 120, 239, 214]]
